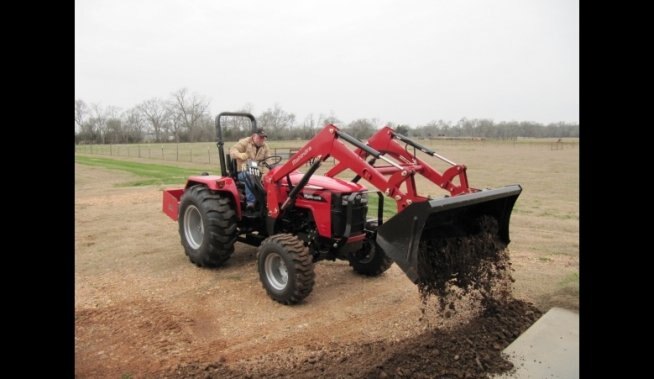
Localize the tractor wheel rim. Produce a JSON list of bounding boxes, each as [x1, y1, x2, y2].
[[183, 205, 204, 249], [264, 253, 288, 291]]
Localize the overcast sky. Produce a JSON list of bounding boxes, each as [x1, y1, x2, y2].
[[75, 0, 578, 126]]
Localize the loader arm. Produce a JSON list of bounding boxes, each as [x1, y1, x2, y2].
[[326, 127, 475, 201], [265, 124, 426, 219]]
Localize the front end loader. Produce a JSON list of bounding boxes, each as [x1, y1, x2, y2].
[[162, 112, 521, 304]]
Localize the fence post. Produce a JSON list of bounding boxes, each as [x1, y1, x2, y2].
[[138, 145, 141, 158], [110, 144, 112, 156], [190, 147, 193, 162], [161, 146, 164, 160], [149, 147, 151, 159], [208, 148, 210, 164], [176, 143, 179, 161]]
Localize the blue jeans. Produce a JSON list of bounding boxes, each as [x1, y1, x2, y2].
[[237, 172, 256, 205]]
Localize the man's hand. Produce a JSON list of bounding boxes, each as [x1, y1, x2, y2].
[[240, 152, 248, 160]]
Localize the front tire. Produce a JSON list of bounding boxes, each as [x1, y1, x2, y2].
[[178, 185, 237, 267], [350, 220, 393, 276], [257, 234, 315, 305], [349, 236, 393, 276]]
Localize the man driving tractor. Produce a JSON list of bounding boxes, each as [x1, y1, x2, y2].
[[229, 128, 270, 210]]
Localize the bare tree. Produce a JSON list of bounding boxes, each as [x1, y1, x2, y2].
[[300, 113, 321, 139], [106, 118, 123, 144], [76, 99, 99, 143], [75, 99, 88, 134], [170, 88, 210, 142], [319, 111, 340, 126], [220, 103, 255, 140], [139, 98, 170, 142], [198, 114, 215, 141], [84, 104, 124, 144], [104, 106, 121, 119], [123, 107, 146, 143], [166, 100, 183, 144], [258, 104, 296, 137], [394, 124, 411, 136], [345, 118, 375, 139], [89, 103, 107, 144], [104, 106, 122, 143]]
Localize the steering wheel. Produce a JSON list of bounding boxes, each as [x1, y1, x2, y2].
[[258, 155, 283, 169]]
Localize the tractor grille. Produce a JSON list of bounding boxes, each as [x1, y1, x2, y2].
[[331, 192, 368, 237]]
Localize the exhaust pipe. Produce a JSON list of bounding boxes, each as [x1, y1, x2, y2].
[[375, 185, 522, 283]]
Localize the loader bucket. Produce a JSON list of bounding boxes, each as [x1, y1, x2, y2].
[[375, 185, 522, 283]]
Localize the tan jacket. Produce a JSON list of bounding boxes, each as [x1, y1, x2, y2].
[[229, 136, 271, 172]]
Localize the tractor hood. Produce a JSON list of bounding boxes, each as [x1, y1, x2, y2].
[[272, 169, 366, 193], [293, 173, 365, 193]]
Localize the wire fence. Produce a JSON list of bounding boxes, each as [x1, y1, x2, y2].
[[73, 143, 339, 165], [74, 138, 578, 165]]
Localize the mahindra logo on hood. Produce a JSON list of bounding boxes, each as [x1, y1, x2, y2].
[[301, 193, 324, 201]]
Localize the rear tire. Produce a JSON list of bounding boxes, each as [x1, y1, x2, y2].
[[178, 185, 237, 267], [257, 234, 315, 305]]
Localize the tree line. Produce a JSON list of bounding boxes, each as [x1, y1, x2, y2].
[[75, 89, 578, 144]]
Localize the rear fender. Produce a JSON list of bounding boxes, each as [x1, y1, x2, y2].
[[161, 175, 242, 221], [186, 176, 242, 218]]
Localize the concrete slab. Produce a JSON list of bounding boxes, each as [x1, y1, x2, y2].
[[494, 307, 579, 379]]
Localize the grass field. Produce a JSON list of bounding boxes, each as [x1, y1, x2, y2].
[[75, 137, 578, 309], [75, 155, 210, 186]]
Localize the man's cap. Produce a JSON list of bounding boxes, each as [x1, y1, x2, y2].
[[255, 128, 267, 137]]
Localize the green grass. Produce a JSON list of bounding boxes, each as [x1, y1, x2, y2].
[[367, 195, 399, 220], [556, 271, 580, 299], [75, 155, 208, 186], [559, 271, 579, 287]]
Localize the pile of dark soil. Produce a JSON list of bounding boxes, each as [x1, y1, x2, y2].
[[162, 216, 542, 378], [162, 299, 540, 378]]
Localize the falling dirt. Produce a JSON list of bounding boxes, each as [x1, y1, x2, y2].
[[416, 215, 514, 315]]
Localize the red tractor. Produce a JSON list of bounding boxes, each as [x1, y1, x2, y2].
[[163, 112, 521, 304]]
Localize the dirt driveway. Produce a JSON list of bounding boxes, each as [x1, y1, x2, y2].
[[75, 164, 548, 378]]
